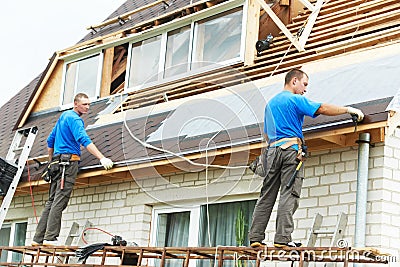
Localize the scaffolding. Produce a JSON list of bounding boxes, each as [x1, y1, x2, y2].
[[0, 245, 390, 267]]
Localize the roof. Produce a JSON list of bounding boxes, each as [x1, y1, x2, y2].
[[79, 0, 207, 44], [0, 0, 399, 188]]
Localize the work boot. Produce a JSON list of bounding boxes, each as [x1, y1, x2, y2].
[[250, 241, 266, 248], [274, 241, 302, 248]]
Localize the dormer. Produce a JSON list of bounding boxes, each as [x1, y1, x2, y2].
[[19, 0, 298, 126]]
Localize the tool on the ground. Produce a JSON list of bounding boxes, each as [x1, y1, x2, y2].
[[0, 127, 38, 229]]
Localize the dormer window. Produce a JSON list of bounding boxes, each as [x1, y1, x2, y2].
[[128, 36, 162, 88], [62, 53, 102, 106], [126, 7, 244, 91], [192, 8, 243, 69]]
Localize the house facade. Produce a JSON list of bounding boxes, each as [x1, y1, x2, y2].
[[0, 0, 399, 265]]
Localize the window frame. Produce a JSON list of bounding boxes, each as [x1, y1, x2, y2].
[[0, 221, 27, 262], [150, 198, 256, 265], [151, 206, 200, 267], [60, 51, 104, 109], [124, 1, 247, 93]]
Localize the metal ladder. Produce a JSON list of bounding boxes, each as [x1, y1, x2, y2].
[[0, 126, 38, 229], [305, 212, 348, 267]]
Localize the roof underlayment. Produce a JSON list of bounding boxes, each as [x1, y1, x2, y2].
[[125, 48, 400, 146]]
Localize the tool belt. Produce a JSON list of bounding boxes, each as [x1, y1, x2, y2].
[[268, 137, 307, 161], [41, 154, 80, 183], [54, 154, 80, 161]]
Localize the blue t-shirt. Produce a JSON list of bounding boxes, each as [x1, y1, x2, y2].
[[264, 91, 321, 142], [47, 110, 92, 156]]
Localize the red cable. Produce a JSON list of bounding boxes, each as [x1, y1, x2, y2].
[[27, 160, 38, 224], [81, 227, 115, 244]]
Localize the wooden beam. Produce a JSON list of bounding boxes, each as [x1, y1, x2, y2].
[[320, 134, 346, 146], [298, 0, 324, 50], [244, 0, 260, 66], [304, 121, 387, 140], [297, 0, 315, 11], [255, 0, 303, 51], [86, 0, 167, 30], [280, 0, 290, 6], [100, 47, 114, 98]]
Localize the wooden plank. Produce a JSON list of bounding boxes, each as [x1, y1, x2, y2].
[[321, 134, 346, 146], [100, 47, 114, 98], [121, 20, 400, 111], [298, 0, 324, 49], [255, 0, 303, 51], [60, 0, 233, 57], [297, 0, 315, 11], [244, 0, 260, 66], [86, 0, 167, 30], [280, 0, 290, 6]]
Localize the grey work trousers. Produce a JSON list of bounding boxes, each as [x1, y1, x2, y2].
[[33, 161, 78, 243], [248, 147, 304, 244]]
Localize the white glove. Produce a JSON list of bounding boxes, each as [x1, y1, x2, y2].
[[346, 107, 364, 122], [100, 157, 114, 170]]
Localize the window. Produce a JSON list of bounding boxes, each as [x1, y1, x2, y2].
[[152, 207, 200, 267], [0, 222, 27, 262], [192, 8, 243, 69], [198, 200, 255, 247], [152, 200, 255, 267], [128, 36, 162, 88], [164, 26, 191, 78], [62, 54, 102, 105], [126, 7, 244, 91]]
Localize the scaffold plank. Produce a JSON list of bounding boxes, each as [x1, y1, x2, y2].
[[0, 245, 389, 267]]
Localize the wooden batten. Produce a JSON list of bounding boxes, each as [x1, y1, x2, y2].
[[244, 0, 260, 66], [100, 47, 114, 98]]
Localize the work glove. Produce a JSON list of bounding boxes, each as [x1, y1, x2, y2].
[[100, 157, 114, 170], [346, 107, 364, 122]]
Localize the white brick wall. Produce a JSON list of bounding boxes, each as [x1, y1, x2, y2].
[[5, 128, 400, 266]]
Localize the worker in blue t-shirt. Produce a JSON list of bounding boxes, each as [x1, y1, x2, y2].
[[32, 93, 114, 246], [249, 69, 364, 248]]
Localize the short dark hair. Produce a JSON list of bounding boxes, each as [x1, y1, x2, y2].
[[74, 93, 89, 103], [284, 68, 308, 85]]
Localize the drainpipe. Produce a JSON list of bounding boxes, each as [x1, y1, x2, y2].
[[354, 133, 371, 251]]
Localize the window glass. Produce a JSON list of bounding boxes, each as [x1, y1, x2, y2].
[[11, 222, 27, 262], [164, 26, 191, 78], [199, 200, 255, 246], [0, 226, 11, 262], [128, 36, 162, 88], [156, 211, 190, 267], [198, 200, 256, 267], [63, 54, 100, 105], [193, 8, 243, 69]]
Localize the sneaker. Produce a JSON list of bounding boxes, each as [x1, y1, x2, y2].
[[274, 241, 302, 248], [250, 241, 266, 248], [31, 241, 42, 246], [43, 240, 59, 246]]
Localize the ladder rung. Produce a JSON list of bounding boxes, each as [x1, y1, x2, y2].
[[314, 229, 334, 235]]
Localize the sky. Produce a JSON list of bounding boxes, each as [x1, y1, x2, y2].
[[0, 0, 127, 107]]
